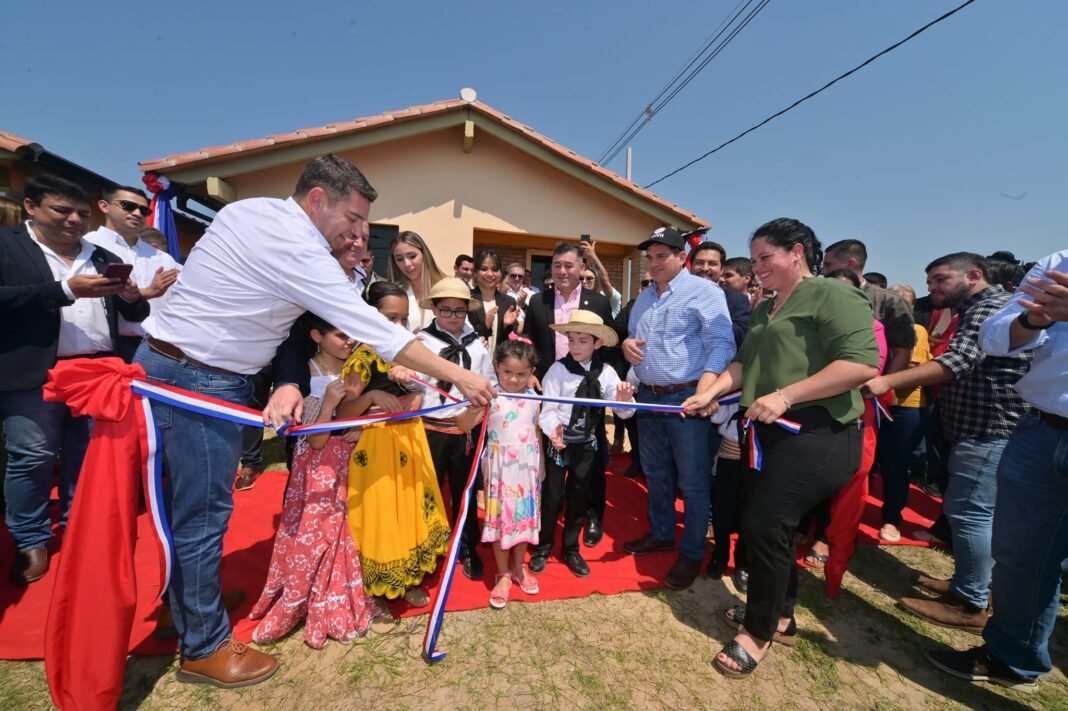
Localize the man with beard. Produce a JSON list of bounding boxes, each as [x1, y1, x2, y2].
[[864, 252, 1032, 633]]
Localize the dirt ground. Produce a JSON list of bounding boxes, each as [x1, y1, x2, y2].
[[1, 543, 1065, 710]]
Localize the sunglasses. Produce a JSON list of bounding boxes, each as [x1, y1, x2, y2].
[[111, 200, 151, 217], [507, 273, 524, 279], [580, 276, 597, 283], [640, 279, 651, 288], [436, 307, 469, 318]]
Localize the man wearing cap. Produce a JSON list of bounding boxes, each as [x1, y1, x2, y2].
[[622, 227, 735, 590]]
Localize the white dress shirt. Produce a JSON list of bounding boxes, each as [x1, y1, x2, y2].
[[26, 221, 112, 356], [538, 358, 635, 437], [85, 227, 181, 337], [979, 249, 1068, 417], [149, 197, 414, 374], [415, 320, 495, 419]]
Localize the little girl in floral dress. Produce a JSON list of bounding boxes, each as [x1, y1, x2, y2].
[[458, 336, 542, 609]]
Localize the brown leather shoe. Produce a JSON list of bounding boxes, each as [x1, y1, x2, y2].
[[623, 532, 675, 556], [665, 556, 702, 590], [10, 547, 49, 585], [176, 638, 278, 688], [912, 573, 952, 596], [900, 593, 989, 634], [234, 466, 262, 492]]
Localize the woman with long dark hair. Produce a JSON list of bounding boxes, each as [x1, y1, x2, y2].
[[468, 248, 517, 354], [683, 218, 880, 678]]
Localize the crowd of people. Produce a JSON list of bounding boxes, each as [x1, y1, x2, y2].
[[1, 154, 1065, 696]]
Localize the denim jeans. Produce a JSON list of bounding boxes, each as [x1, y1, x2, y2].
[[134, 342, 253, 659], [944, 435, 1008, 608], [983, 413, 1068, 680], [0, 387, 89, 552], [636, 385, 710, 561], [878, 405, 929, 526]]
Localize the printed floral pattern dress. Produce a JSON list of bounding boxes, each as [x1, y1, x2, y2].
[[250, 362, 382, 648], [481, 394, 542, 548]]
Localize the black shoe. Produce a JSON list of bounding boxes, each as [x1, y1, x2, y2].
[[583, 517, 604, 547], [665, 556, 702, 590], [461, 550, 483, 580], [926, 645, 1037, 693], [529, 547, 550, 574], [732, 569, 749, 595], [706, 560, 727, 580], [623, 533, 675, 556], [562, 551, 590, 578]]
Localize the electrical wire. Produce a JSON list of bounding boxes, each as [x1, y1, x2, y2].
[[644, 0, 978, 189]]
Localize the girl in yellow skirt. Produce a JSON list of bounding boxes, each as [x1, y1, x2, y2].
[[336, 282, 451, 608]]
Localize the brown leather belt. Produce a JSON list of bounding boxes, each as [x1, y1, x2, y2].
[[641, 380, 701, 396], [1038, 409, 1068, 430], [147, 336, 234, 374]]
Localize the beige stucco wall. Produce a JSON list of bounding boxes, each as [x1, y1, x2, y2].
[[224, 127, 672, 269]]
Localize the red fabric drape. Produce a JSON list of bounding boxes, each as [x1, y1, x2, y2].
[[822, 394, 890, 598], [42, 358, 156, 711]]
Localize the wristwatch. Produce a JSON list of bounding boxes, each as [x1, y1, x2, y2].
[[1016, 310, 1045, 330]]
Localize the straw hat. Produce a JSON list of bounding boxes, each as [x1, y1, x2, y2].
[[419, 277, 483, 311], [549, 309, 618, 347]]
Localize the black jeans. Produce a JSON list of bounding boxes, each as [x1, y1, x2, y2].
[[539, 436, 603, 554], [710, 456, 747, 571], [426, 429, 481, 554], [742, 407, 862, 643]]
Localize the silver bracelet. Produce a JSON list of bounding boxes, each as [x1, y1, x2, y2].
[[776, 388, 792, 409]]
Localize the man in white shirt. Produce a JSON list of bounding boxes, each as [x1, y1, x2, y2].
[[85, 186, 180, 361], [928, 250, 1068, 693], [1, 175, 147, 585], [133, 154, 494, 688]]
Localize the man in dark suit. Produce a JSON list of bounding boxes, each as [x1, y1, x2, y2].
[[0, 175, 149, 585], [524, 242, 620, 553]]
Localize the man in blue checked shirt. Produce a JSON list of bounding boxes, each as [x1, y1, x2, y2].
[[622, 226, 735, 590]]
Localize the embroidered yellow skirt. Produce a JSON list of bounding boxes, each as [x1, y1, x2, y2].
[[347, 418, 450, 599]]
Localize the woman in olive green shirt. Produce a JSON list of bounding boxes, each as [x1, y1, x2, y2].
[[683, 218, 879, 678]]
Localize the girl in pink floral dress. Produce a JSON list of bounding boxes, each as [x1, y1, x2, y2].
[[249, 314, 384, 648], [458, 337, 542, 609]]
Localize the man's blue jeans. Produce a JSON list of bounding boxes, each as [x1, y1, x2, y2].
[[134, 342, 253, 660], [0, 387, 88, 552], [984, 412, 1068, 680], [944, 435, 1008, 609], [636, 385, 710, 562]]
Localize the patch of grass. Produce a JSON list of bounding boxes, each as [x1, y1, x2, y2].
[[790, 637, 840, 696]]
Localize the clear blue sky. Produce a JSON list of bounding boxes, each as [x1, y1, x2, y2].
[[4, 0, 1065, 291]]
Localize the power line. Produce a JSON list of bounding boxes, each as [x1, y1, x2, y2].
[[596, 0, 771, 167], [644, 0, 978, 190]]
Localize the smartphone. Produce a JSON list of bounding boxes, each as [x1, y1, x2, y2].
[[102, 263, 133, 282], [580, 234, 590, 245]]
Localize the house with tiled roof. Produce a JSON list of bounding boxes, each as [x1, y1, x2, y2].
[[140, 95, 709, 293]]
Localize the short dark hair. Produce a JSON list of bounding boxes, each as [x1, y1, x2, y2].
[[454, 254, 473, 268], [825, 239, 868, 269], [824, 268, 861, 288], [986, 250, 1019, 265], [364, 280, 407, 308], [751, 218, 824, 275], [925, 252, 990, 281], [723, 256, 753, 278], [24, 175, 89, 206], [985, 258, 1025, 291], [691, 241, 727, 263], [863, 271, 887, 288], [103, 185, 148, 202], [293, 154, 377, 203], [553, 242, 582, 260], [137, 227, 168, 249], [300, 312, 339, 336]]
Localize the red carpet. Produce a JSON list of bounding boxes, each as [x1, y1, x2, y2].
[[0, 455, 941, 660]]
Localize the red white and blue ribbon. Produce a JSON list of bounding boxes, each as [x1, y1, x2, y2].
[[137, 394, 174, 597], [142, 172, 182, 260], [422, 410, 490, 662], [871, 396, 894, 428], [715, 390, 803, 471]]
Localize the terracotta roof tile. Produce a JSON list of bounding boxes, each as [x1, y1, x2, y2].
[[139, 99, 707, 227], [0, 129, 34, 154]]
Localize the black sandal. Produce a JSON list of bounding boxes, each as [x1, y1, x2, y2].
[[712, 640, 760, 678], [722, 606, 797, 646]]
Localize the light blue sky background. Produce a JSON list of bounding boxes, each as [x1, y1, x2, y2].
[[4, 0, 1065, 291]]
